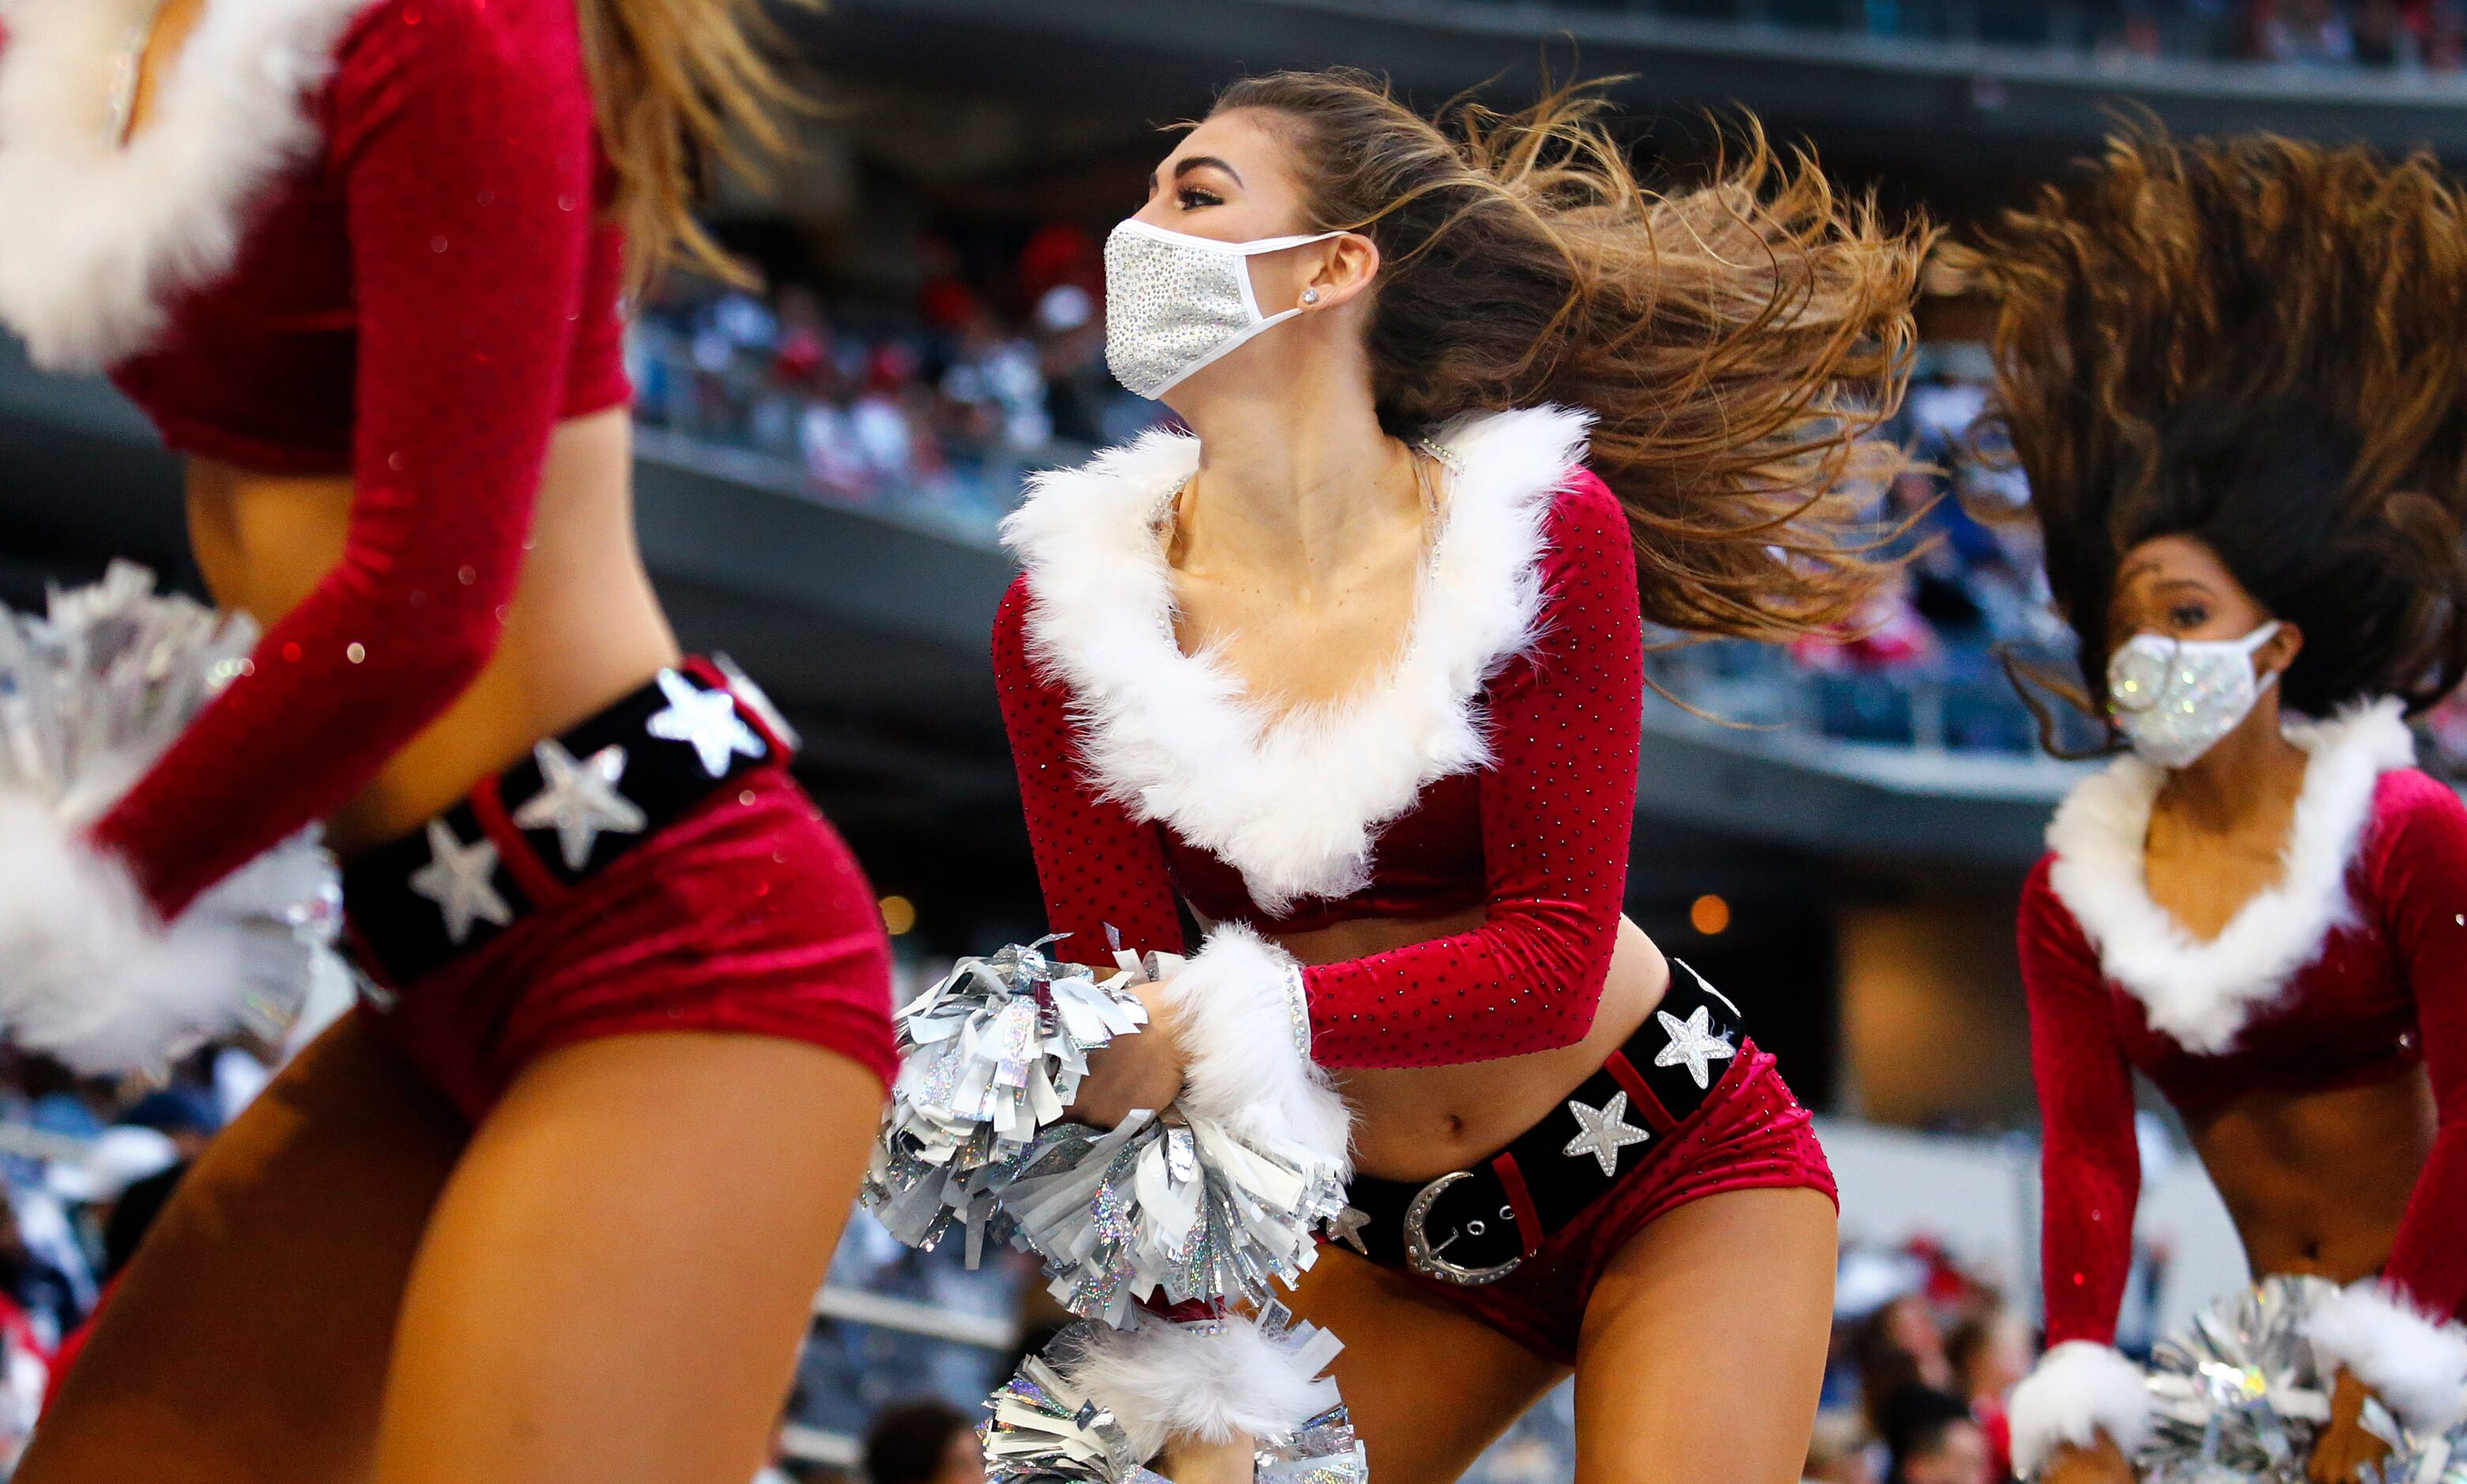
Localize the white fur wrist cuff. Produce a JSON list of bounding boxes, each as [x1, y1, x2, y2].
[[0, 793, 250, 1073], [2009, 1340, 2154, 1478], [1163, 924, 1350, 1169], [2305, 1280, 2467, 1435], [1050, 1308, 1342, 1462]]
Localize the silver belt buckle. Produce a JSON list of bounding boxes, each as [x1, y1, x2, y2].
[[1401, 1169, 1522, 1286]]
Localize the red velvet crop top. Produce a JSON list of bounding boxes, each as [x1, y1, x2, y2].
[[991, 405, 1645, 1071], [2017, 703, 2467, 1345], [0, 0, 630, 917]]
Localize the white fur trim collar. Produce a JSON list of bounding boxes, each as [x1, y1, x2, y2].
[[1002, 405, 1590, 914], [0, 0, 381, 371], [2045, 699, 2414, 1055]]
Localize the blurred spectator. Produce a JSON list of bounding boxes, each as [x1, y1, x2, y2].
[[862, 1398, 985, 1484], [1878, 1386, 1993, 1484], [121, 1087, 218, 1162], [1947, 1307, 2029, 1482], [1850, 1293, 1956, 1437], [1804, 1407, 1883, 1484]]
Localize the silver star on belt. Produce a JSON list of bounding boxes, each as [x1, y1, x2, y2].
[[645, 669, 764, 778], [1654, 1005, 1737, 1090], [407, 818, 511, 944], [1330, 1206, 1373, 1256], [1562, 1090, 1650, 1177], [514, 739, 647, 870]]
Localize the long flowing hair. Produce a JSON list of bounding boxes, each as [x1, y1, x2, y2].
[[576, 0, 809, 289], [1949, 129, 2467, 731], [1210, 70, 1931, 641]]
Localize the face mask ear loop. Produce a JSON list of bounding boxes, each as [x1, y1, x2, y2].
[[1229, 231, 1343, 326]]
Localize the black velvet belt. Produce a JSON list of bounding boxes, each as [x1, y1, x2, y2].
[[341, 657, 790, 986], [1334, 960, 1748, 1285]]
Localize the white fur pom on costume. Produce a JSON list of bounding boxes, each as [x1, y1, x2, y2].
[[0, 794, 241, 1073], [2306, 1280, 2467, 1436], [2009, 1340, 2155, 1478], [0, 563, 339, 1072], [1164, 924, 1352, 1171], [1051, 1307, 1343, 1462]]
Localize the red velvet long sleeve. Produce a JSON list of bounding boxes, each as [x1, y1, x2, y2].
[[2019, 856, 2143, 1349], [992, 578, 1190, 963], [994, 474, 1643, 1072], [2365, 774, 2467, 1322], [90, 0, 594, 917], [1294, 478, 1642, 1068]]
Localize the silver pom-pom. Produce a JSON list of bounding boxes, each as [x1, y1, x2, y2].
[[1001, 1105, 1346, 1325], [0, 563, 340, 1066], [866, 937, 1346, 1321], [865, 938, 1151, 1259], [982, 1313, 1368, 1484], [2144, 1275, 2465, 1484]]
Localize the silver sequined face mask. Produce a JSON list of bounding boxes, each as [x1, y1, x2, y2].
[[1103, 217, 1341, 400], [2107, 620, 2282, 769]]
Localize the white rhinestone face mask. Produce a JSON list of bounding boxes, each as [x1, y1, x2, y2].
[[1103, 217, 1341, 400], [2107, 620, 2282, 769]]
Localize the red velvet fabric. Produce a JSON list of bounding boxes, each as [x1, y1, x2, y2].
[[2021, 768, 2467, 1343], [356, 763, 896, 1121], [1392, 1046, 1834, 1364], [89, 0, 633, 917], [994, 469, 1644, 1070]]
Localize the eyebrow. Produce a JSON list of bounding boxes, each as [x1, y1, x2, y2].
[[1148, 155, 1245, 194]]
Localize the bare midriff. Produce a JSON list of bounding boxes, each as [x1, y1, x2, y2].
[[2190, 1068, 2435, 1285], [1259, 910, 1669, 1182], [181, 409, 682, 859]]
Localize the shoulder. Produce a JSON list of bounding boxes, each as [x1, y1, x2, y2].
[[330, 0, 586, 126], [2364, 766, 2467, 872], [2020, 852, 2102, 970], [1000, 425, 1196, 594], [1538, 466, 1632, 579]]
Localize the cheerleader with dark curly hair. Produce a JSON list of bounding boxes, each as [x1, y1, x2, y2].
[[1956, 134, 2467, 1484]]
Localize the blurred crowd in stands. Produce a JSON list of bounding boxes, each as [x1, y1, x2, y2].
[[1591, 0, 2467, 70], [0, 1039, 271, 1472], [628, 223, 1157, 546]]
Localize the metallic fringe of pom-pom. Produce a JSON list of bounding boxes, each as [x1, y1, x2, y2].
[[866, 936, 1347, 1320], [0, 562, 341, 1052], [865, 937, 1151, 1260], [982, 1312, 1369, 1484], [2144, 1275, 2467, 1484], [1002, 1104, 1347, 1325]]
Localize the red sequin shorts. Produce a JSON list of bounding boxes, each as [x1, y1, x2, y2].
[[350, 762, 896, 1123], [1398, 1047, 1835, 1364]]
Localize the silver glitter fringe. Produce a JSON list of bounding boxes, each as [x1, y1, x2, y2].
[[866, 938, 1347, 1322], [2144, 1275, 2467, 1484], [0, 563, 341, 1061], [982, 1313, 1369, 1484], [865, 937, 1151, 1263]]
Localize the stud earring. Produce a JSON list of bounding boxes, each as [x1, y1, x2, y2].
[[1301, 288, 1320, 305]]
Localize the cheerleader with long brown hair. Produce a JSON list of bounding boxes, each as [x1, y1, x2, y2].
[[0, 0, 894, 1478], [992, 70, 1927, 1482], [1959, 134, 2467, 1483]]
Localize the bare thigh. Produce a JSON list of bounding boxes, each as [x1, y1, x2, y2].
[[18, 1010, 467, 1484], [1280, 1246, 1566, 1482], [1574, 1187, 1839, 1484], [369, 1031, 882, 1484]]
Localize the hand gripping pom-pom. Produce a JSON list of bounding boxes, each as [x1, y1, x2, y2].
[[0, 563, 341, 1071], [2141, 1275, 2467, 1484], [865, 936, 1349, 1320], [980, 1309, 1367, 1484]]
